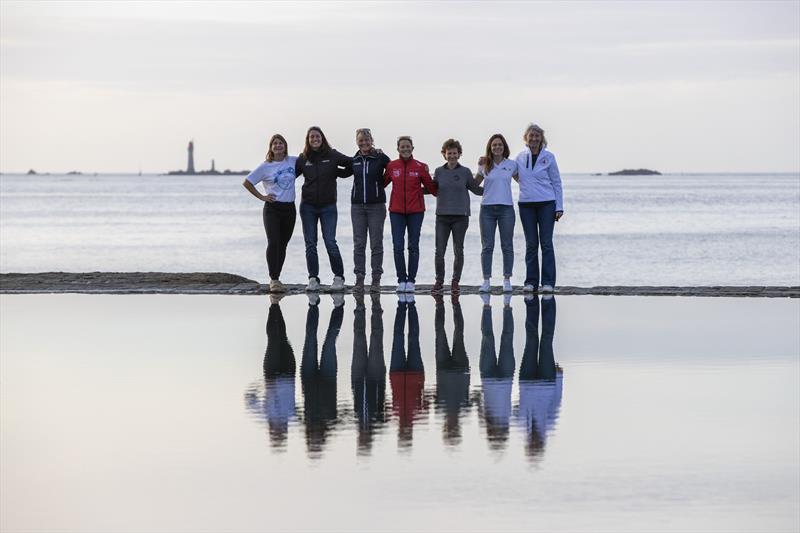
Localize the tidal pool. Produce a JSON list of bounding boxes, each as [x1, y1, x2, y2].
[[1, 293, 798, 532]]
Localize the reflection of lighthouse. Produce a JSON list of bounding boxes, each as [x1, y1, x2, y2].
[[187, 140, 195, 174]]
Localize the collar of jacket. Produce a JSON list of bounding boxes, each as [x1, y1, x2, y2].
[[306, 147, 331, 162], [353, 149, 379, 160]]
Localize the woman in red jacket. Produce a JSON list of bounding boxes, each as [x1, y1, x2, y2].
[[384, 136, 437, 293]]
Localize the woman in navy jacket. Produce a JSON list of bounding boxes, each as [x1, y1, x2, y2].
[[350, 128, 391, 293]]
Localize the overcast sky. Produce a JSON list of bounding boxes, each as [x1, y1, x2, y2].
[[1, 0, 798, 173]]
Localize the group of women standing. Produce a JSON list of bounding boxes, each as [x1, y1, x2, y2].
[[243, 124, 564, 294]]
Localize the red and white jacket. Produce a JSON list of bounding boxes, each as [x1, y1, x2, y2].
[[384, 157, 438, 214]]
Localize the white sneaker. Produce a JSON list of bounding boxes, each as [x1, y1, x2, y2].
[[480, 293, 491, 306], [479, 279, 491, 293], [331, 276, 345, 291], [406, 293, 416, 304], [405, 282, 415, 293], [306, 277, 320, 291], [396, 281, 407, 293], [331, 293, 345, 307], [503, 278, 512, 293], [541, 284, 554, 293], [503, 293, 512, 307], [307, 293, 320, 306], [523, 284, 535, 292]]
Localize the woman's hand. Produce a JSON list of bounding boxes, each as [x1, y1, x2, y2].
[[477, 156, 487, 166], [264, 193, 277, 203], [555, 211, 564, 221]]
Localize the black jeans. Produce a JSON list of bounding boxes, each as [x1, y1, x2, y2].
[[435, 215, 469, 283], [262, 201, 296, 280]]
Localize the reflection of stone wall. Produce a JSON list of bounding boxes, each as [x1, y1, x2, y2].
[[1, 272, 797, 297]]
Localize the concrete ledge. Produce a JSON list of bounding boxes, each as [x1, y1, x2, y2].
[[1, 273, 798, 298]]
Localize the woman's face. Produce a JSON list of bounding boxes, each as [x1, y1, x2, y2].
[[525, 129, 543, 148], [271, 138, 286, 157], [308, 130, 323, 150], [356, 133, 373, 153], [398, 140, 414, 159], [445, 148, 460, 166], [490, 138, 505, 158]]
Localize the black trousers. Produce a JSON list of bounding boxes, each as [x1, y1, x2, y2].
[[262, 201, 296, 280]]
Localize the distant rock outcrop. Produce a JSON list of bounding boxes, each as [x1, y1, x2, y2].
[[608, 169, 661, 176]]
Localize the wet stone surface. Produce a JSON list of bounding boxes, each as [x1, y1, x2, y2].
[[1, 272, 797, 297]]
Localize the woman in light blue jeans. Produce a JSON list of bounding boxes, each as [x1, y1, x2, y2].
[[475, 134, 518, 293]]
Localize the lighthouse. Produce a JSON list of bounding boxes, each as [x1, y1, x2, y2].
[[187, 140, 196, 174]]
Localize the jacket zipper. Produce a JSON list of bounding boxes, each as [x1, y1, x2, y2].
[[363, 157, 368, 203]]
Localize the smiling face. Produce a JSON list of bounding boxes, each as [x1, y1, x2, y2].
[[445, 148, 460, 166], [490, 138, 505, 158], [356, 132, 373, 154], [271, 138, 286, 158], [525, 129, 542, 148], [397, 139, 414, 159], [308, 130, 323, 150]]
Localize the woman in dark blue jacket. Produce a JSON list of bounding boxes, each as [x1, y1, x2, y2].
[[350, 128, 391, 292]]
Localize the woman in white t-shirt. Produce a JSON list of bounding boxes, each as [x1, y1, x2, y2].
[[243, 134, 300, 292], [474, 134, 518, 293]]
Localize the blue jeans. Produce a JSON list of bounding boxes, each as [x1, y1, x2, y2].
[[300, 202, 344, 280], [518, 201, 556, 287], [479, 204, 515, 278], [519, 296, 557, 381], [389, 212, 424, 283]]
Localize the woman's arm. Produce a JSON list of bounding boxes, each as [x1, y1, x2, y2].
[[335, 150, 354, 179], [242, 180, 273, 202], [474, 165, 485, 186], [420, 163, 437, 196], [548, 156, 564, 219]]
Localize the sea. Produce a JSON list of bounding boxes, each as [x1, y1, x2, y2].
[[1, 172, 799, 286]]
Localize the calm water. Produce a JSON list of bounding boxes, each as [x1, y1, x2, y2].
[[1, 293, 798, 531], [1, 173, 799, 286]]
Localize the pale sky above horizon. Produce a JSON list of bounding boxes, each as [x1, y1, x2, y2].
[[1, 0, 799, 173]]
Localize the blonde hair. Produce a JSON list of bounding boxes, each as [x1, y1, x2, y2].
[[523, 123, 548, 148]]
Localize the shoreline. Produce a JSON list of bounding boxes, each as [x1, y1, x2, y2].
[[1, 273, 797, 298]]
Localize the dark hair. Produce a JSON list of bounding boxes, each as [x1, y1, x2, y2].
[[303, 126, 332, 158], [265, 134, 289, 162], [440, 138, 463, 158], [484, 134, 510, 173], [396, 135, 414, 149]]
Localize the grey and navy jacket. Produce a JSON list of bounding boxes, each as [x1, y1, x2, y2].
[[295, 148, 353, 207], [351, 150, 391, 204]]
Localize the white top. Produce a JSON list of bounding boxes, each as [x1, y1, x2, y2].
[[513, 147, 564, 211], [245, 156, 298, 203], [478, 158, 518, 206]]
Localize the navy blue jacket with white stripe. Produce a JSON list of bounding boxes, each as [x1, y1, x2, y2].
[[350, 149, 391, 204]]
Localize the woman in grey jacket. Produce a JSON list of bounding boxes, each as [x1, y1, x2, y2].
[[431, 138, 483, 294]]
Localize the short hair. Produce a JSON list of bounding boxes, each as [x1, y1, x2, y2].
[[396, 135, 414, 148], [523, 123, 548, 148], [440, 138, 463, 156], [266, 133, 289, 162]]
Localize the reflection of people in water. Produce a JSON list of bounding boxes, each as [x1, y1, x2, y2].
[[351, 293, 387, 455], [244, 296, 296, 450], [518, 295, 563, 459], [434, 294, 471, 446], [479, 294, 515, 450], [301, 294, 344, 458], [390, 295, 426, 448]]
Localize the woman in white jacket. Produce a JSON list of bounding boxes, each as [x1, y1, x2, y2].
[[514, 124, 564, 293]]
